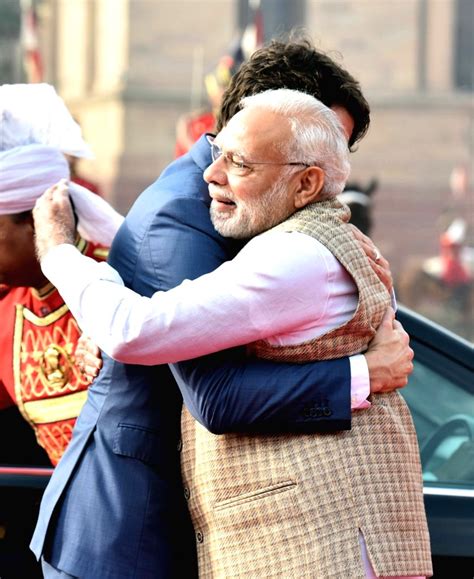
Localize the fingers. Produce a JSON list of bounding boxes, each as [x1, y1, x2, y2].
[[365, 308, 415, 393], [380, 306, 395, 326], [77, 333, 100, 354], [35, 180, 70, 213], [348, 223, 370, 245], [349, 225, 380, 261], [357, 236, 377, 260], [378, 320, 414, 392], [349, 223, 381, 261], [75, 346, 102, 370], [75, 335, 102, 383], [393, 320, 413, 357], [367, 256, 393, 293], [77, 363, 99, 383], [392, 316, 414, 358], [49, 179, 70, 207], [349, 225, 393, 290], [75, 352, 101, 382]]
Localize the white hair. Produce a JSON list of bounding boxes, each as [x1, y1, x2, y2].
[[240, 89, 351, 199]]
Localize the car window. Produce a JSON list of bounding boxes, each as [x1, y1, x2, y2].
[[402, 361, 474, 489]]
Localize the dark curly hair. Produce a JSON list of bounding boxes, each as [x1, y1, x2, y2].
[[217, 35, 370, 150]]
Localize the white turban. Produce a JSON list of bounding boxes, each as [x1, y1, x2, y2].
[[0, 83, 124, 245], [0, 83, 94, 157]]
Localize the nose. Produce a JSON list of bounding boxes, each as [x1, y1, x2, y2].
[[204, 155, 227, 185]]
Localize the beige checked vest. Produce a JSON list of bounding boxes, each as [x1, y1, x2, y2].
[[181, 200, 432, 579]]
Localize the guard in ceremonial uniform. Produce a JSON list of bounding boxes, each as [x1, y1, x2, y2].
[[174, 44, 246, 158], [0, 239, 108, 465], [0, 83, 123, 466]]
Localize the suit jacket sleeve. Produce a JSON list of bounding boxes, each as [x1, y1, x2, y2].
[[113, 193, 351, 434]]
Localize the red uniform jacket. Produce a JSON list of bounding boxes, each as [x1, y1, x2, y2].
[[0, 238, 109, 465]]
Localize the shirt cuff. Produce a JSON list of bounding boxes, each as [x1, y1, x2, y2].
[[349, 354, 371, 410], [391, 288, 397, 311]]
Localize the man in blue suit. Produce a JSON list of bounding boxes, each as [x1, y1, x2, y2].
[[32, 39, 413, 578]]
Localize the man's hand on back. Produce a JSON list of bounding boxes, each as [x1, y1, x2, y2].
[[75, 334, 102, 382], [350, 224, 393, 293], [364, 307, 414, 394]]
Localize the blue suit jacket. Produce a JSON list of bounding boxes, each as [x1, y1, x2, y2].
[[31, 135, 351, 578]]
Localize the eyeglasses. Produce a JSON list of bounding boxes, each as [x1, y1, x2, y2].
[[207, 135, 310, 176]]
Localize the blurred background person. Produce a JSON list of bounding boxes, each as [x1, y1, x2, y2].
[[398, 217, 473, 338], [0, 83, 123, 467], [174, 35, 257, 158], [397, 159, 473, 339]]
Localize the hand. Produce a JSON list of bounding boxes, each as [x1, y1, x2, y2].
[[75, 334, 102, 382], [364, 307, 414, 394], [349, 224, 393, 293], [33, 179, 76, 261]]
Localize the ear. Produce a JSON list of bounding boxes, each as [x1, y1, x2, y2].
[[293, 166, 325, 209]]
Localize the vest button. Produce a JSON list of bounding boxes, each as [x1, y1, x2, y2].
[[184, 487, 191, 500], [177, 439, 183, 452], [196, 530, 204, 543]]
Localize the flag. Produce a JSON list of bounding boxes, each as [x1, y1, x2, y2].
[[21, 0, 43, 83], [241, 0, 264, 60]]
